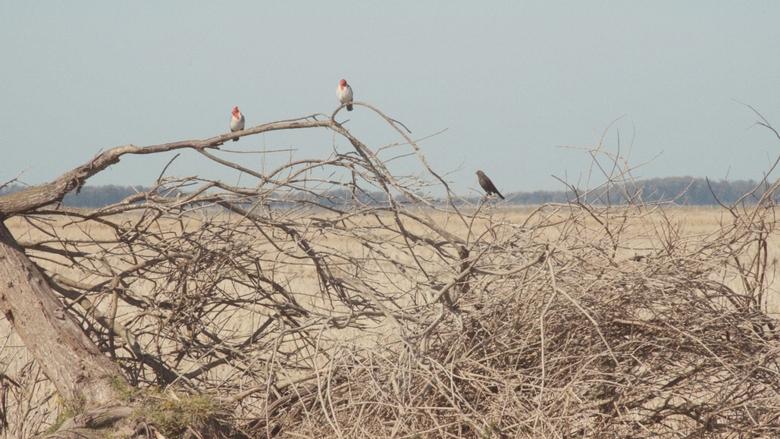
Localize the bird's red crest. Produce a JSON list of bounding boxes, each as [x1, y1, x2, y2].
[[232, 106, 240, 116], [339, 79, 347, 88]]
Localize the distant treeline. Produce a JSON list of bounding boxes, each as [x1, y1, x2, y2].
[[0, 184, 147, 208], [502, 177, 770, 206], [0, 177, 773, 208]]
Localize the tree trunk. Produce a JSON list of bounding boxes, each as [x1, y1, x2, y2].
[[0, 221, 124, 410]]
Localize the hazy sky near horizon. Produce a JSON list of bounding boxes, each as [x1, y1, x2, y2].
[[1, 2, 779, 195]]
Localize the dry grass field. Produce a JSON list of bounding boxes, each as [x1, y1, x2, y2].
[[10, 204, 776, 316], [3, 200, 780, 437]]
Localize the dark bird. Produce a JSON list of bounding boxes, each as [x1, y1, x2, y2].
[[476, 170, 505, 200]]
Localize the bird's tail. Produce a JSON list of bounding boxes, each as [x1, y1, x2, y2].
[[347, 104, 353, 111], [497, 191, 505, 200]]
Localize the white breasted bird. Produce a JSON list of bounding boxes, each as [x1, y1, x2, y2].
[[337, 79, 354, 111], [230, 106, 245, 141]]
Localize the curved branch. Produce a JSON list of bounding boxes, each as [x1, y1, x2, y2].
[[0, 118, 334, 216]]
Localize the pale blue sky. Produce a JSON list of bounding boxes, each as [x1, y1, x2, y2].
[[1, 2, 779, 194]]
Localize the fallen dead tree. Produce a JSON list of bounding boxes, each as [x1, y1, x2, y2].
[[0, 103, 779, 437]]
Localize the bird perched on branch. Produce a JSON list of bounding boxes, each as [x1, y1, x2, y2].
[[476, 170, 505, 200], [230, 106, 245, 141], [337, 79, 354, 111]]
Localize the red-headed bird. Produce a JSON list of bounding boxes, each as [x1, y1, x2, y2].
[[230, 106, 245, 142], [337, 79, 354, 111]]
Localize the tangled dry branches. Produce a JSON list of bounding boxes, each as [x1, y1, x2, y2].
[[1, 104, 780, 438]]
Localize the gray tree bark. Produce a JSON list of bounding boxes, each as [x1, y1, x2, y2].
[[0, 222, 124, 409]]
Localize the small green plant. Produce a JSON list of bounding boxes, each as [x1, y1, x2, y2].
[[133, 389, 223, 437]]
